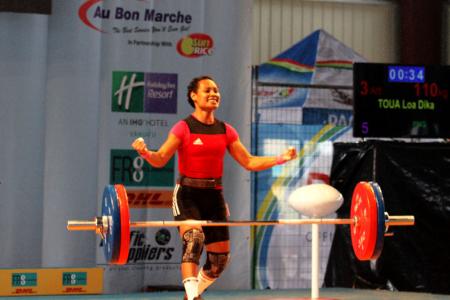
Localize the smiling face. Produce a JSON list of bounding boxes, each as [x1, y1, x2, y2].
[[191, 78, 221, 111]]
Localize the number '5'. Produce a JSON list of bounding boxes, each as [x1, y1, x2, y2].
[[361, 122, 369, 134]]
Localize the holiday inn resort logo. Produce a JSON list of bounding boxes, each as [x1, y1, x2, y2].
[[112, 71, 178, 114]]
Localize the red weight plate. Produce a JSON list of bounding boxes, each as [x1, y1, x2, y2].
[[114, 184, 130, 265], [350, 182, 379, 260]]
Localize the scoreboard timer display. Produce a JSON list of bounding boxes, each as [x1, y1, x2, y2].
[[353, 63, 450, 138]]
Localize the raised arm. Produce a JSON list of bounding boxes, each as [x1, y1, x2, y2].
[[227, 138, 297, 171], [131, 134, 180, 168]]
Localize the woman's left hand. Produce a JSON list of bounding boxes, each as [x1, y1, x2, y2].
[[279, 146, 297, 163]]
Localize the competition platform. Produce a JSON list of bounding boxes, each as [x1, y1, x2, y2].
[[0, 288, 449, 300]]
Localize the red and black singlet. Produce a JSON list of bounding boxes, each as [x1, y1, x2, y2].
[[170, 115, 238, 179]]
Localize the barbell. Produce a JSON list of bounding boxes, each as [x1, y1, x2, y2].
[[67, 181, 414, 265]]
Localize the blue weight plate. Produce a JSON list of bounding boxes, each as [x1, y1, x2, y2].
[[369, 181, 385, 260], [101, 185, 121, 264]]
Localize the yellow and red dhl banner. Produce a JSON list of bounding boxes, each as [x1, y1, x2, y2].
[[127, 189, 173, 208], [0, 268, 103, 296]]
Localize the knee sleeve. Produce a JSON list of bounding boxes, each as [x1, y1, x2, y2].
[[202, 251, 230, 278], [182, 228, 205, 264]]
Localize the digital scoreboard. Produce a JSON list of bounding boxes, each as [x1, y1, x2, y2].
[[353, 63, 450, 138]]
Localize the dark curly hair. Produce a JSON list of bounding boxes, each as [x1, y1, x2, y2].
[[187, 75, 214, 108]]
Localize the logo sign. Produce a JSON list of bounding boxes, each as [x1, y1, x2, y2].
[[0, 268, 102, 296], [126, 189, 173, 208], [11, 273, 37, 287], [110, 150, 174, 187], [155, 229, 171, 246], [62, 272, 87, 286], [112, 72, 177, 114], [128, 230, 175, 263], [177, 33, 214, 58], [78, 0, 193, 33]]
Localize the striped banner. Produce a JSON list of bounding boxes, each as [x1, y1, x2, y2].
[[252, 124, 351, 288]]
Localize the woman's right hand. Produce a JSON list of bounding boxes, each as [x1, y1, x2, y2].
[[131, 137, 148, 154]]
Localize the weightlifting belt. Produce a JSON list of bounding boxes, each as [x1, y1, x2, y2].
[[178, 176, 222, 189]]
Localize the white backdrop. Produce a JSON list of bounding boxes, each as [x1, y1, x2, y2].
[[0, 0, 252, 293]]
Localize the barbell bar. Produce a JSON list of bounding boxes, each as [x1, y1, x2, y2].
[[67, 216, 413, 229], [67, 182, 414, 264]]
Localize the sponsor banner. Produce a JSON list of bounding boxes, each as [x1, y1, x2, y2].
[[87, 0, 252, 292], [0, 0, 51, 14], [78, 1, 193, 33], [110, 149, 174, 208], [0, 0, 251, 294], [112, 72, 178, 114], [127, 229, 177, 264], [110, 149, 174, 187], [99, 226, 182, 289], [101, 71, 180, 289], [126, 189, 173, 208], [77, 0, 215, 61], [0, 268, 102, 296]]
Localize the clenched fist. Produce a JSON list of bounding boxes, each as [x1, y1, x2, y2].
[[283, 146, 297, 161], [277, 146, 297, 165], [131, 137, 148, 154]]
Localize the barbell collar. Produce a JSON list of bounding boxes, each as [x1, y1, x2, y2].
[[384, 213, 415, 235], [385, 213, 415, 227], [67, 219, 98, 231]]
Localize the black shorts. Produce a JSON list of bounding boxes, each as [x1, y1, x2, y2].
[[172, 184, 230, 244]]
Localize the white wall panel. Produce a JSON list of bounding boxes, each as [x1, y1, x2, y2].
[[252, 0, 399, 64]]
